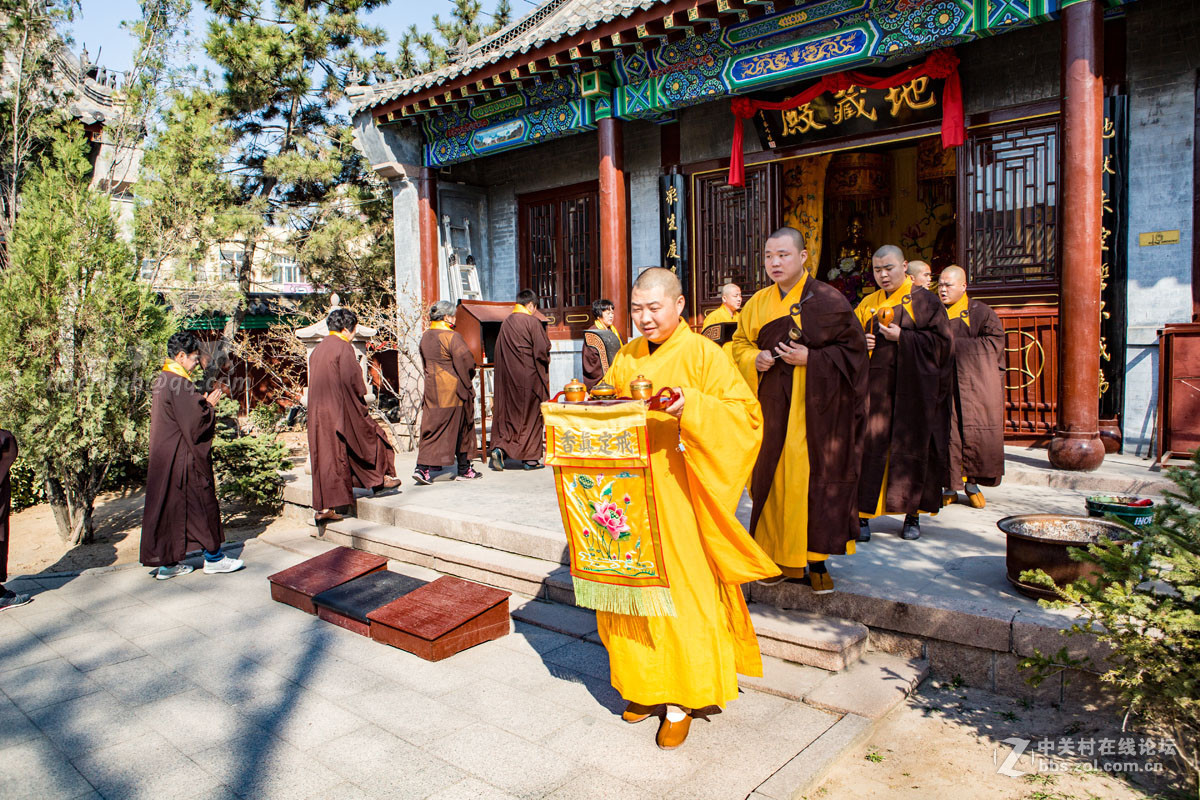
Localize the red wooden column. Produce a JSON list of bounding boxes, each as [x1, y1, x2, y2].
[[1049, 0, 1105, 471], [598, 118, 630, 338], [417, 167, 440, 309]]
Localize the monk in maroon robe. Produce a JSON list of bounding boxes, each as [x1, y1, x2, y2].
[[937, 266, 1005, 508], [0, 428, 31, 609], [412, 301, 481, 485], [854, 245, 954, 542], [488, 289, 551, 470], [307, 308, 401, 521], [141, 332, 244, 580]]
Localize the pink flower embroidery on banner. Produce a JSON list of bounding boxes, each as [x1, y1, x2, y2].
[[581, 530, 590, 538], [625, 552, 633, 561], [622, 494, 632, 505], [591, 502, 630, 540]]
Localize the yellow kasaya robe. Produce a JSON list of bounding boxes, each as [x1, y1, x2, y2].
[[854, 277, 913, 518], [598, 321, 778, 709], [701, 305, 741, 367], [731, 277, 855, 574]]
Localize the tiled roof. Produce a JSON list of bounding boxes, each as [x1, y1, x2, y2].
[[348, 0, 673, 112]]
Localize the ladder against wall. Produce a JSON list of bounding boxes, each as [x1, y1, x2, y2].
[[441, 215, 481, 303]]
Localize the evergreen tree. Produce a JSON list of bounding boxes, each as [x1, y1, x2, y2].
[[0, 0, 75, 265], [0, 128, 172, 544], [396, 0, 512, 78]]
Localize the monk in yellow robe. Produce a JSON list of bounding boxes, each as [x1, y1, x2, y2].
[[700, 282, 742, 359], [732, 228, 869, 594], [598, 267, 778, 750], [854, 245, 954, 542]]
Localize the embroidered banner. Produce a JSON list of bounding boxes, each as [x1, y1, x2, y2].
[[542, 401, 674, 617]]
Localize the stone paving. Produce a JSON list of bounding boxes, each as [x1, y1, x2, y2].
[[0, 536, 843, 800]]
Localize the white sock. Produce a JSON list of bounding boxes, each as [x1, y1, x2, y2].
[[665, 707, 687, 723]]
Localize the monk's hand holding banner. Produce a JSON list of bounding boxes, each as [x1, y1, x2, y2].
[[542, 400, 675, 618]]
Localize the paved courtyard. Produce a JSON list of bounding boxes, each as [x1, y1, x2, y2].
[[0, 535, 842, 800]]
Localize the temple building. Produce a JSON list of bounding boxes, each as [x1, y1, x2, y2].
[[350, 0, 1199, 469]]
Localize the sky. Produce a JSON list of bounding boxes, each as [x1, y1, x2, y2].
[[73, 0, 523, 75]]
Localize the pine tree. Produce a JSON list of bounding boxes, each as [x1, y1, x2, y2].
[[396, 0, 513, 78], [1022, 452, 1200, 792], [0, 128, 172, 544]]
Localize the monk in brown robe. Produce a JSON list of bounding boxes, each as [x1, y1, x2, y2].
[[412, 301, 482, 485], [732, 228, 869, 593], [141, 332, 244, 580], [307, 308, 401, 521], [0, 428, 31, 609], [488, 289, 551, 471], [855, 245, 954, 542], [937, 266, 1005, 508], [581, 298, 622, 390]]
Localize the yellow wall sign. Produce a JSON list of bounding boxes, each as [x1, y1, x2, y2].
[[1138, 230, 1181, 247]]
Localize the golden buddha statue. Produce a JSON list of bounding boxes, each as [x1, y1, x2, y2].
[[828, 213, 874, 303]]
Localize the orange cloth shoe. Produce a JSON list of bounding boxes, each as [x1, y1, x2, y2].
[[621, 702, 654, 724], [967, 489, 986, 509], [656, 712, 692, 749]]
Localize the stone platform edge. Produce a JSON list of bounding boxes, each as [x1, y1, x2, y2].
[[281, 480, 1115, 708]]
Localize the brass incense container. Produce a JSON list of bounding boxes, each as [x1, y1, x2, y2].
[[589, 381, 617, 399], [563, 378, 586, 403], [629, 375, 654, 400]]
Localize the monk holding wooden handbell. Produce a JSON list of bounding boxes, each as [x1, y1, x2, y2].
[[855, 245, 954, 542], [598, 268, 778, 750], [733, 227, 869, 594], [937, 266, 1005, 508]]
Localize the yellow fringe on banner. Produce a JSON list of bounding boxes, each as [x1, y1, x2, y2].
[[572, 578, 677, 618]]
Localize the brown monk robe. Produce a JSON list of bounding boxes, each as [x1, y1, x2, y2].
[[732, 228, 869, 594], [938, 266, 1005, 508], [488, 289, 551, 470], [414, 302, 480, 482], [0, 429, 31, 608], [141, 335, 226, 569], [855, 245, 954, 541], [581, 299, 622, 390], [307, 308, 399, 519]]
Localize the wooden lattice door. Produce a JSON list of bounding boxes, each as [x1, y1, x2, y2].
[[960, 116, 1062, 441], [518, 181, 600, 338], [691, 163, 781, 323]]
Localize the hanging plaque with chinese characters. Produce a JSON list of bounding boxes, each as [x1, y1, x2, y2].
[[659, 173, 689, 299], [1099, 95, 1128, 420], [752, 76, 946, 150]]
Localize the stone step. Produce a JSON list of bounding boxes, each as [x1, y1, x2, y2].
[[354, 494, 571, 565], [317, 520, 870, 673], [320, 518, 575, 603]]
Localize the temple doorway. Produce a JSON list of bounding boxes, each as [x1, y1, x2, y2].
[[780, 136, 957, 308]]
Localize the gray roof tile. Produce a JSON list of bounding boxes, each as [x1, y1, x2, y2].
[[349, 0, 673, 112]]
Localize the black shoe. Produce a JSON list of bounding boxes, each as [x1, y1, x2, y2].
[[488, 448, 505, 471], [857, 520, 871, 543], [522, 461, 544, 470], [411, 467, 433, 486], [0, 590, 32, 611], [901, 514, 921, 540]]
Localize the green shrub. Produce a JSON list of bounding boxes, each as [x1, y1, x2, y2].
[[9, 458, 44, 511], [211, 432, 289, 510], [248, 402, 283, 433], [1020, 450, 1200, 792]]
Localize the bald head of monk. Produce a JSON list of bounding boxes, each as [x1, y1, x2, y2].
[[937, 265, 968, 306], [720, 282, 743, 313], [631, 267, 686, 343], [907, 260, 932, 289], [871, 244, 907, 294]]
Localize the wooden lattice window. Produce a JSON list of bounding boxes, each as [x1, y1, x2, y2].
[[518, 181, 599, 337], [692, 163, 781, 316], [962, 119, 1061, 287]]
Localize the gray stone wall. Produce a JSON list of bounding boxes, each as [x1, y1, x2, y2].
[[1122, 0, 1200, 454], [957, 22, 1060, 114]]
